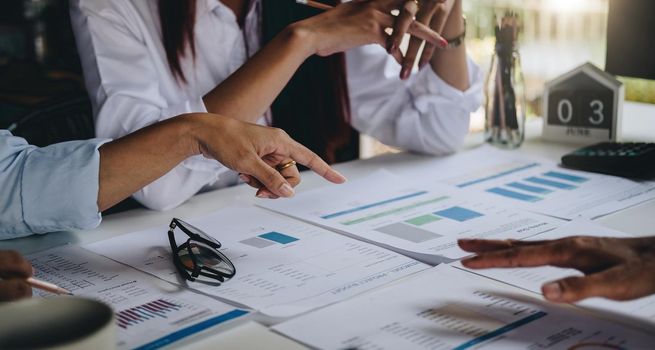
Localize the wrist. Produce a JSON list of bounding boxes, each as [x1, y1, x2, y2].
[[281, 22, 317, 59], [179, 113, 220, 158], [442, 1, 464, 38]]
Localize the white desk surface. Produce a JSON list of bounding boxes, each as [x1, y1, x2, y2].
[[3, 106, 654, 349]]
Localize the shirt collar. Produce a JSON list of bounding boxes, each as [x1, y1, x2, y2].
[[197, 0, 262, 18], [197, 0, 221, 16]]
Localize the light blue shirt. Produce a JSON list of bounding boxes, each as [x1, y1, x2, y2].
[[0, 130, 110, 240]]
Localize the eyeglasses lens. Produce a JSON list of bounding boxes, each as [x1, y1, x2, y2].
[[177, 241, 234, 276], [178, 220, 222, 247]]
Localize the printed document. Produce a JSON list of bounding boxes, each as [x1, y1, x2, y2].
[[274, 265, 655, 350], [28, 246, 248, 350], [86, 207, 428, 318], [261, 171, 563, 265], [453, 220, 655, 331], [411, 146, 655, 220]]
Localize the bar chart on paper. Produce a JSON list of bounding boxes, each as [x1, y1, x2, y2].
[[86, 207, 427, 318], [116, 299, 182, 329], [239, 231, 299, 248], [112, 295, 248, 350], [456, 163, 590, 204], [454, 220, 655, 331], [262, 171, 563, 264], [28, 246, 249, 350], [428, 147, 655, 220], [274, 266, 655, 350]]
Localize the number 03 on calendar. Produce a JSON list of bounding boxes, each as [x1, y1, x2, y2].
[[542, 63, 624, 144]]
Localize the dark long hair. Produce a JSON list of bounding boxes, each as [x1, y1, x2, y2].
[[158, 0, 356, 163]]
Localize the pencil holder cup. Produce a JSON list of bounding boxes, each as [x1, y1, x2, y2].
[[484, 21, 526, 148]]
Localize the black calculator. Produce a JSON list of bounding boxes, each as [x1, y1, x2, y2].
[[561, 142, 655, 179]]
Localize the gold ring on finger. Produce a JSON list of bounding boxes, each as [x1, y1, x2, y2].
[[276, 160, 297, 172]]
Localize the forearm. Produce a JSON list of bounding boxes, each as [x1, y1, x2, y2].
[[97, 116, 200, 211], [431, 0, 469, 91], [202, 26, 314, 123]]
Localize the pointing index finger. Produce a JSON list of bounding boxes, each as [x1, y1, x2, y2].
[[288, 141, 347, 184]]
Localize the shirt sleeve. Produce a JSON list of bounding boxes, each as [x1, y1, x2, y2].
[[0, 131, 110, 240], [346, 44, 484, 155], [70, 0, 228, 210]]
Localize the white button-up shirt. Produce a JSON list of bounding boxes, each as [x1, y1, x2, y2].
[[70, 0, 483, 211], [0, 131, 108, 239]]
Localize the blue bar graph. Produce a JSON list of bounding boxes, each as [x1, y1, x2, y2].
[[487, 188, 542, 202], [259, 232, 299, 244], [434, 206, 484, 222], [525, 177, 577, 190], [507, 182, 552, 194], [135, 309, 249, 350], [543, 171, 589, 183], [452, 312, 547, 350], [321, 191, 428, 219], [456, 163, 540, 188]]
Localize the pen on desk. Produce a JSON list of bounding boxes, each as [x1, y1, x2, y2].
[[296, 0, 332, 11], [295, 0, 447, 47], [27, 277, 74, 296]]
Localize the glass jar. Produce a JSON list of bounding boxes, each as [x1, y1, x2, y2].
[[484, 41, 527, 148]]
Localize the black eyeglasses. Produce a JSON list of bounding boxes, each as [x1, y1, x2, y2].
[[167, 218, 236, 284]]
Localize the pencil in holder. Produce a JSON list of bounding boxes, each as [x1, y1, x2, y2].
[[484, 11, 526, 149]]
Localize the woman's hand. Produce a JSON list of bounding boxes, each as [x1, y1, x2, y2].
[[239, 159, 300, 199], [387, 0, 450, 65], [202, 0, 449, 126], [188, 114, 346, 198], [295, 0, 446, 59], [399, 0, 457, 79], [458, 236, 655, 303], [0, 250, 33, 301], [98, 113, 346, 210]]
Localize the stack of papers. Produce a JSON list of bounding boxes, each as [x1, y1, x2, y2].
[[274, 265, 655, 349], [86, 207, 428, 318], [261, 171, 563, 265], [28, 246, 248, 350], [31, 146, 655, 349], [453, 220, 655, 332], [408, 146, 655, 220]]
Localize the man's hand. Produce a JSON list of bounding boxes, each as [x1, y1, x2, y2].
[[0, 250, 33, 301], [458, 236, 655, 303]]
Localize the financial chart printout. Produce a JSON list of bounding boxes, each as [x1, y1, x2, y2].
[[415, 146, 655, 220], [86, 207, 428, 317], [274, 265, 655, 350], [454, 220, 655, 332], [28, 246, 248, 350], [261, 171, 563, 265]]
